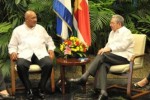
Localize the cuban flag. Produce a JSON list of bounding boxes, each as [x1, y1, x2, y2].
[[53, 0, 72, 39]]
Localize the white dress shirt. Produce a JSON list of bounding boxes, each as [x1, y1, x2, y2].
[[105, 26, 134, 61], [8, 23, 56, 61]]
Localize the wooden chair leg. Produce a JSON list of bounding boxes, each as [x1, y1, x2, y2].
[[51, 67, 55, 92], [11, 71, 16, 95], [11, 60, 16, 96]]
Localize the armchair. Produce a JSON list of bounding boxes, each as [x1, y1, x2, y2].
[[10, 58, 55, 95], [106, 34, 150, 99]]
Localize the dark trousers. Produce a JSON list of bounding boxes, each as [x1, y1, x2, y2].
[[87, 53, 129, 90], [0, 70, 6, 91], [16, 54, 53, 91]]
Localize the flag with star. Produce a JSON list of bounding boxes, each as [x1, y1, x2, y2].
[[73, 0, 91, 46], [53, 0, 72, 39]]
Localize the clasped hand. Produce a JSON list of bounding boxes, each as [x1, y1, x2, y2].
[[10, 52, 18, 61], [48, 50, 55, 60], [97, 47, 111, 55]]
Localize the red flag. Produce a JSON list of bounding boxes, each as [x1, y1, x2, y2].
[[73, 0, 91, 46]]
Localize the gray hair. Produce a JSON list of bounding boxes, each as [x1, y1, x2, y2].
[[112, 14, 124, 26]]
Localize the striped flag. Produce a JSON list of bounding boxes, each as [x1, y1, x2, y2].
[[53, 0, 72, 39], [73, 0, 91, 46]]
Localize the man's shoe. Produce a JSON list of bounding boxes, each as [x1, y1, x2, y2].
[[0, 93, 15, 100], [69, 78, 86, 85], [97, 94, 108, 100], [38, 89, 45, 100], [26, 89, 34, 100]]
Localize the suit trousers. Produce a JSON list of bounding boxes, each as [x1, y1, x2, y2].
[[0, 70, 6, 91], [16, 54, 53, 91], [87, 52, 129, 90]]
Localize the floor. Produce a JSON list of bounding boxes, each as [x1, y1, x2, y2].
[[9, 78, 150, 100]]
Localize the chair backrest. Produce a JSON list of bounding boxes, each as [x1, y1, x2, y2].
[[133, 34, 146, 68]]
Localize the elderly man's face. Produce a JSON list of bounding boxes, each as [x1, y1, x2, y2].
[[25, 12, 37, 28], [110, 18, 121, 32]]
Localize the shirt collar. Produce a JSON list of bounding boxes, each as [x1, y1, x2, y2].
[[24, 22, 36, 30], [112, 26, 124, 33]]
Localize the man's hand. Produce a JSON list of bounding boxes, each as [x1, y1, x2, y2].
[[10, 52, 18, 61], [48, 50, 55, 60], [97, 47, 111, 55]]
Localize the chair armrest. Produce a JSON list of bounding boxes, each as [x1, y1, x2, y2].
[[10, 60, 15, 67], [9, 55, 16, 72], [130, 53, 145, 62], [126, 53, 145, 81]]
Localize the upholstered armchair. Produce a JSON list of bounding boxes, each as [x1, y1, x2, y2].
[[106, 34, 149, 99]]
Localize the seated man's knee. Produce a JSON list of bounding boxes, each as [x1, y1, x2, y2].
[[41, 56, 53, 68], [16, 58, 30, 70]]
